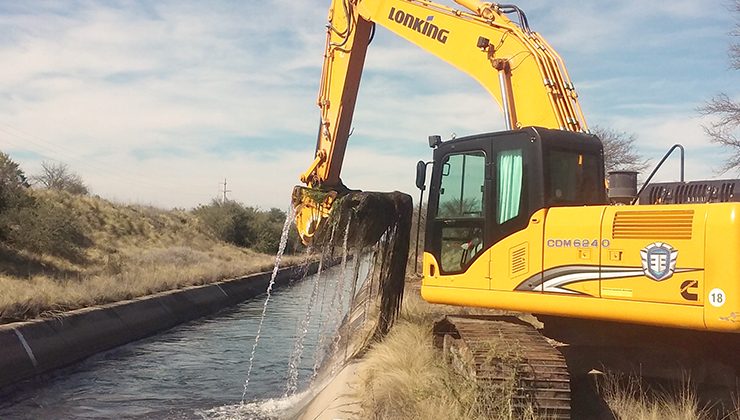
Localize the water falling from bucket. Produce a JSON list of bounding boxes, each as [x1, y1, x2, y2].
[[284, 248, 322, 397], [240, 206, 296, 404]]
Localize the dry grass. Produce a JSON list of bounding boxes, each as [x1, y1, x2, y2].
[[358, 288, 537, 420], [597, 372, 709, 420], [732, 394, 740, 420], [356, 279, 735, 420], [0, 190, 302, 323]]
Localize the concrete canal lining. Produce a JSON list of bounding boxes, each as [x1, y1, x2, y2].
[[0, 262, 320, 390]]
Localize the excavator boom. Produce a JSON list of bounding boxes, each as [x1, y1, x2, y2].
[[294, 0, 588, 242]]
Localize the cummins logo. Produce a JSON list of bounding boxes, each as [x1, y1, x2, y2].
[[388, 7, 449, 44]]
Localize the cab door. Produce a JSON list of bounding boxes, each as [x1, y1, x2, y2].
[[488, 132, 545, 291], [426, 139, 491, 290]]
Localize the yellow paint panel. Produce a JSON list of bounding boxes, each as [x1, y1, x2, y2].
[[421, 203, 740, 333], [564, 280, 600, 297], [601, 274, 702, 305], [543, 206, 605, 296], [704, 204, 740, 331], [421, 285, 713, 332], [357, 0, 586, 131], [601, 205, 704, 306], [422, 251, 490, 290], [490, 209, 546, 291]]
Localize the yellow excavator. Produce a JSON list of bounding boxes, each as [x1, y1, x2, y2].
[[292, 0, 740, 416]]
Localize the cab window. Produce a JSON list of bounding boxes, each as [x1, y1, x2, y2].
[[436, 152, 486, 273], [437, 153, 485, 218], [497, 148, 523, 224], [545, 149, 601, 206]]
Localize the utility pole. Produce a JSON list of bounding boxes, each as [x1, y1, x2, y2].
[[221, 178, 231, 202]]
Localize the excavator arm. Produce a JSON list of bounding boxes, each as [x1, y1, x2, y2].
[[294, 0, 588, 243]]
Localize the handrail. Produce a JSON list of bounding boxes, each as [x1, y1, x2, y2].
[[631, 144, 685, 205]]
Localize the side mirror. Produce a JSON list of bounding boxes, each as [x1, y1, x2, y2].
[[415, 160, 427, 191], [428, 135, 442, 148]]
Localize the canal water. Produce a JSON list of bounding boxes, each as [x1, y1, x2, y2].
[[0, 262, 364, 419]]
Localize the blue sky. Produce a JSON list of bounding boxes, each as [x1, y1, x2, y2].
[[0, 0, 737, 209]]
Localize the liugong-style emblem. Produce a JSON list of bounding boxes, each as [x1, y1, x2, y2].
[[640, 242, 678, 281]]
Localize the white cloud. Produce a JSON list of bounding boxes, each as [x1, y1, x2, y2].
[[0, 0, 736, 210], [594, 111, 725, 181], [521, 0, 719, 54]]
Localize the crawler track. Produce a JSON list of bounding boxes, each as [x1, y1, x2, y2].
[[433, 315, 571, 419]]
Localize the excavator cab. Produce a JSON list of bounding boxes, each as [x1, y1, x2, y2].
[[423, 127, 607, 275]]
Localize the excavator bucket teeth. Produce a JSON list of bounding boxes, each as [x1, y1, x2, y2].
[[291, 185, 337, 245]]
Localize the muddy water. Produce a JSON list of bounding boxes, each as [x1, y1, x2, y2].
[[0, 263, 365, 419]]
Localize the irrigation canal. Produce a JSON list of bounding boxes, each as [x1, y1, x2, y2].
[[0, 262, 364, 420]]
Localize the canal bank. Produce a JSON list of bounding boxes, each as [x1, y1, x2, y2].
[[296, 361, 363, 419], [0, 261, 320, 390], [0, 261, 365, 419]]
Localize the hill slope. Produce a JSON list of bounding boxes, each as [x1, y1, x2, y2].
[[0, 190, 300, 323]]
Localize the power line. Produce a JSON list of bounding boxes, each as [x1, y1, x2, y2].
[[0, 127, 167, 191], [0, 126, 181, 189], [0, 123, 212, 198]]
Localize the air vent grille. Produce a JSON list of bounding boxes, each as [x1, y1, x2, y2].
[[639, 180, 740, 204], [511, 244, 528, 276], [612, 210, 693, 240]]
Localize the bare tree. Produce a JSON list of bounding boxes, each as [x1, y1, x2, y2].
[[592, 125, 650, 174], [699, 0, 740, 173], [32, 161, 89, 195], [438, 197, 481, 218]]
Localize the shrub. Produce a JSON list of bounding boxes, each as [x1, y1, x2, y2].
[[2, 192, 88, 260], [193, 201, 299, 254], [0, 152, 29, 190], [252, 207, 296, 254], [193, 200, 258, 247], [0, 152, 33, 242]]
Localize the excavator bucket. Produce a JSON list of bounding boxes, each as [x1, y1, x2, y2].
[[293, 187, 413, 338], [291, 185, 337, 245]]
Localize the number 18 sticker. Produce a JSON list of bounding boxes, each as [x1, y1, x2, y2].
[[709, 288, 726, 308]]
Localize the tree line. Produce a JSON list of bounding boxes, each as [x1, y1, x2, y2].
[[0, 153, 299, 258]]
